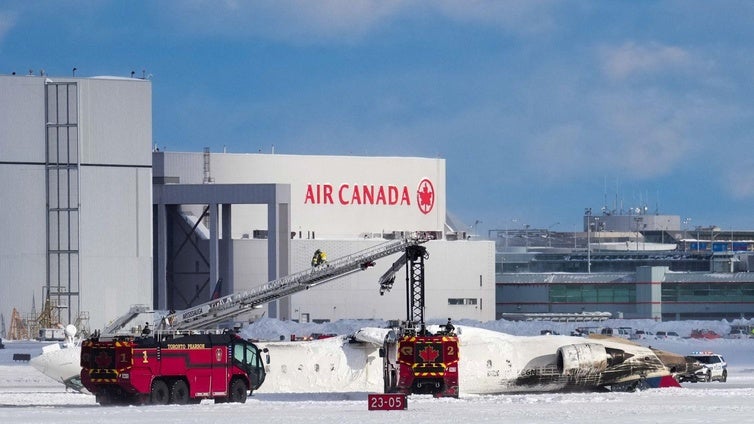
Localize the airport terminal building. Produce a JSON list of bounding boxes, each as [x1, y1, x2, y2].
[[0, 75, 494, 335], [494, 215, 754, 321]]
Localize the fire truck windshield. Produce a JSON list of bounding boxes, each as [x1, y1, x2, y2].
[[232, 341, 267, 389]]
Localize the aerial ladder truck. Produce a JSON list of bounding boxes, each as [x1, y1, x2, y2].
[[80, 234, 431, 405], [159, 234, 430, 331], [377, 244, 460, 398]]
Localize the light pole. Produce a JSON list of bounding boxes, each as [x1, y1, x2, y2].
[[696, 225, 702, 251], [473, 220, 482, 238], [682, 217, 692, 249], [593, 217, 600, 249], [505, 218, 518, 249], [547, 222, 559, 247], [585, 208, 592, 273], [730, 226, 734, 252], [634, 216, 643, 251]]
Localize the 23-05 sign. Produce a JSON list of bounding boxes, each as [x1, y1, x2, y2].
[[368, 393, 407, 410]]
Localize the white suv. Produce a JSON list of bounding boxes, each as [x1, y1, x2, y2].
[[682, 352, 727, 383]]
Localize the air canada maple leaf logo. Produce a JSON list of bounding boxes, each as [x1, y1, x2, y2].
[[95, 351, 112, 368], [418, 345, 440, 362], [417, 178, 435, 215]]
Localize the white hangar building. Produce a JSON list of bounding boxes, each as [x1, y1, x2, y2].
[[0, 75, 152, 335], [153, 151, 495, 325], [0, 74, 494, 334]]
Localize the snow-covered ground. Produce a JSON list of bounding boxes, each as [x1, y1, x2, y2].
[[3, 318, 754, 423]]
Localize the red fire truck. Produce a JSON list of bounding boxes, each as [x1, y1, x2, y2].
[[379, 245, 460, 398], [391, 330, 459, 397], [80, 332, 268, 405]]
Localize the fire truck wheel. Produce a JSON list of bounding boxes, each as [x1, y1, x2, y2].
[[95, 392, 112, 405], [150, 379, 170, 405], [229, 379, 248, 403], [170, 380, 190, 405]]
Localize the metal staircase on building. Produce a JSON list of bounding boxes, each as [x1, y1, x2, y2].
[[45, 81, 81, 327]]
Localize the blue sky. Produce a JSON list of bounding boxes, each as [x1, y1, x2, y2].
[[2, 1, 754, 235]]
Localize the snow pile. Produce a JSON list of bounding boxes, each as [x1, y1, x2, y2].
[[240, 316, 751, 344], [241, 317, 388, 341]]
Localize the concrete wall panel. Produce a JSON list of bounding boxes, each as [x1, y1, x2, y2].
[[78, 78, 152, 166], [0, 77, 45, 162]]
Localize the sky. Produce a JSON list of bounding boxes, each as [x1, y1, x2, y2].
[[2, 1, 754, 234]]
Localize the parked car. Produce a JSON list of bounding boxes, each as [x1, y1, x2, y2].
[[601, 327, 632, 338], [571, 326, 601, 337], [655, 330, 680, 339], [727, 325, 753, 339], [308, 333, 338, 340], [632, 329, 654, 340], [690, 329, 721, 339], [677, 352, 727, 383]]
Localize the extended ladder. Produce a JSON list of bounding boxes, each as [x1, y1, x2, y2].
[[162, 235, 430, 330]]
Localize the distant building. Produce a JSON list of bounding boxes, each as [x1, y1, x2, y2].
[[494, 210, 754, 321]]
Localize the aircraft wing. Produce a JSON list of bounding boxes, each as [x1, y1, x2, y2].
[[30, 343, 86, 393]]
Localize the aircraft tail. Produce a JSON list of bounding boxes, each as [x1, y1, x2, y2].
[[211, 278, 223, 300]]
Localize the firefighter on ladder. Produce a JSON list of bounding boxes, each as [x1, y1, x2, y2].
[[311, 249, 327, 267]]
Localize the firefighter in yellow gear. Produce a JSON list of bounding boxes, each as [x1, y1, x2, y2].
[[311, 249, 327, 267]]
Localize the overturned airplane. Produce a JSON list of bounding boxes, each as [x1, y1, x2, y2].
[[30, 238, 691, 395], [31, 323, 692, 396], [254, 325, 687, 395]]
